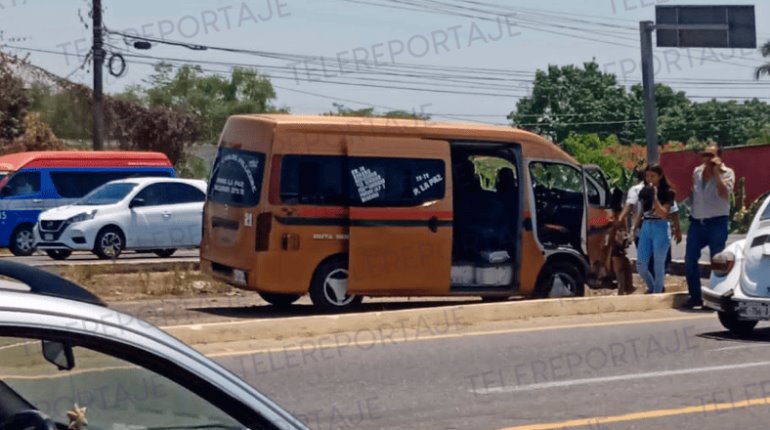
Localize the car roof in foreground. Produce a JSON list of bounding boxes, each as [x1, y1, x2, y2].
[[0, 282, 304, 429]]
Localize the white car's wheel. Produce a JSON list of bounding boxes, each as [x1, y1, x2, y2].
[[718, 311, 758, 336], [94, 227, 125, 260]]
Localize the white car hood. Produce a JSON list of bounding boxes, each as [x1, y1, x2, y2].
[[40, 204, 103, 221], [740, 221, 770, 297]]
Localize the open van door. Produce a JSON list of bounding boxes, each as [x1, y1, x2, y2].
[[346, 137, 453, 295], [582, 165, 615, 281]]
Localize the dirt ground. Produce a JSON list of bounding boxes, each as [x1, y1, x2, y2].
[[52, 265, 689, 303]]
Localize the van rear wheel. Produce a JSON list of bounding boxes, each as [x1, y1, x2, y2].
[[309, 257, 362, 312], [259, 292, 301, 308], [153, 249, 177, 258], [46, 250, 72, 260], [10, 225, 36, 257]]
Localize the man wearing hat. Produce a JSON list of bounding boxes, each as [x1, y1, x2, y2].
[[684, 144, 735, 309]]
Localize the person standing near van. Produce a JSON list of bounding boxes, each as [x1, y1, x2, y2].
[[635, 165, 676, 294], [684, 145, 735, 309]]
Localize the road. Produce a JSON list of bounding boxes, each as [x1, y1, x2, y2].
[[205, 309, 770, 430], [0, 249, 199, 266]]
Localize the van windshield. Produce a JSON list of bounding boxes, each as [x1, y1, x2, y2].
[[77, 183, 137, 206], [208, 148, 265, 207]]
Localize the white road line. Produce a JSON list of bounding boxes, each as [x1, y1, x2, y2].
[[471, 361, 770, 395], [710, 344, 770, 352]]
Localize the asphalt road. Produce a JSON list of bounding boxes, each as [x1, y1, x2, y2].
[[208, 309, 770, 430], [0, 249, 199, 266]]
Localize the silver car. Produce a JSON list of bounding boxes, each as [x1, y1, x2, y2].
[[0, 260, 307, 430]]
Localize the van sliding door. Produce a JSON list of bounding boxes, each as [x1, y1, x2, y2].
[[347, 137, 453, 295]]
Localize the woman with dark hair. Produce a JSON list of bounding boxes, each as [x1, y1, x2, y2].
[[635, 164, 676, 294]]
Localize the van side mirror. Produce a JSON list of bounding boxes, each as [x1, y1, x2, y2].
[[130, 198, 145, 208], [42, 340, 75, 371]]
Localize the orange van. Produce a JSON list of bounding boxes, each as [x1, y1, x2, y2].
[[201, 115, 625, 311]]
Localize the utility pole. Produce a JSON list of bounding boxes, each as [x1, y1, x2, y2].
[[639, 20, 658, 165], [92, 0, 105, 151]]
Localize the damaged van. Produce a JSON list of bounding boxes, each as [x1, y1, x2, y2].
[[201, 115, 627, 311]]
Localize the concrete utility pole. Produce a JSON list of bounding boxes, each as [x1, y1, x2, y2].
[[639, 21, 658, 165], [92, 0, 105, 151]]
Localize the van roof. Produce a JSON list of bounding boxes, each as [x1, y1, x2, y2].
[[0, 151, 173, 171], [228, 114, 574, 160]]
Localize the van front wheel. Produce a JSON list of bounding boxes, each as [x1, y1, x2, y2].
[[536, 262, 585, 298], [10, 225, 36, 257], [309, 257, 362, 312]]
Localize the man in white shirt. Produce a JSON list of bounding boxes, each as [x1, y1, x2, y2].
[[684, 145, 735, 309]]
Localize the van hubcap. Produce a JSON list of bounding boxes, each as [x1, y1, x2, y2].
[[548, 273, 577, 297], [323, 268, 354, 306], [101, 232, 122, 257], [15, 230, 34, 252]]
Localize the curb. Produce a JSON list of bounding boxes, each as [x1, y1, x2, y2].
[[165, 292, 691, 346], [43, 261, 200, 275]]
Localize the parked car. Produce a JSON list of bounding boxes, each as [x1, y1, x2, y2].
[[0, 260, 307, 429], [0, 151, 176, 256], [34, 177, 207, 260], [704, 193, 770, 335]]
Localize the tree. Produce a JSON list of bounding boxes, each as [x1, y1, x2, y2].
[[508, 61, 636, 143], [126, 63, 284, 142], [0, 56, 29, 141], [756, 40, 770, 79], [324, 103, 430, 120]]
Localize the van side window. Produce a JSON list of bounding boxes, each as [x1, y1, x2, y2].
[[279, 156, 445, 207], [51, 171, 173, 198], [4, 172, 41, 197]]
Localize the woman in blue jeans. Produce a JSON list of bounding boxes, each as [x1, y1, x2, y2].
[[635, 165, 676, 294]]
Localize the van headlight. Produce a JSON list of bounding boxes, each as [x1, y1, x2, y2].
[[711, 251, 736, 276], [68, 210, 98, 224]]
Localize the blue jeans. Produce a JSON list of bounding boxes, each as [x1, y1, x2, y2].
[[636, 220, 671, 294], [686, 216, 729, 303]]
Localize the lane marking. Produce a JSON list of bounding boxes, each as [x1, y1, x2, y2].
[[710, 344, 770, 352], [472, 360, 770, 395], [498, 394, 770, 430], [205, 314, 712, 358]]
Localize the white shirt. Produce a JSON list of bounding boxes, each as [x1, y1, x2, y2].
[[690, 164, 734, 219]]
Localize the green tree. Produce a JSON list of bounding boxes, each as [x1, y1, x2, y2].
[[324, 103, 430, 120], [126, 63, 283, 142], [756, 40, 770, 79], [27, 83, 91, 140], [0, 56, 29, 141], [508, 61, 636, 143]]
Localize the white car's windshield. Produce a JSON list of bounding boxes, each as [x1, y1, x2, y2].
[[77, 183, 136, 206]]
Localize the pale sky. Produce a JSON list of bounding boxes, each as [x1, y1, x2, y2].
[[2, 0, 769, 124]]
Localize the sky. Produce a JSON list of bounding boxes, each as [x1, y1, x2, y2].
[[1, 0, 769, 125]]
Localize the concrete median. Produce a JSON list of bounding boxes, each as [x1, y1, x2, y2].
[[164, 292, 691, 346]]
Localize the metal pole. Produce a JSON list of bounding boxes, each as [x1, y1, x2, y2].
[[92, 0, 105, 151], [639, 21, 658, 165]]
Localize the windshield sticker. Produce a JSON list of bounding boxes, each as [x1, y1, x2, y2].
[[413, 172, 444, 197], [352, 166, 386, 203], [214, 154, 259, 197]]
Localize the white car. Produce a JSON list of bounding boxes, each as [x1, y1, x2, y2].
[[35, 177, 207, 260], [704, 193, 770, 335]]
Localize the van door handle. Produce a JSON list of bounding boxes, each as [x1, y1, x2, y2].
[[428, 216, 439, 233]]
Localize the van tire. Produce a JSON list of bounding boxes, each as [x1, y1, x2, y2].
[[153, 249, 177, 258], [94, 227, 125, 260], [718, 311, 758, 336], [259, 292, 301, 308], [46, 250, 72, 260], [10, 224, 36, 257], [309, 257, 362, 312], [535, 262, 585, 298]]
